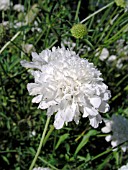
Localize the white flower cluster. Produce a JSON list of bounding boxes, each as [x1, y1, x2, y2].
[[118, 163, 128, 170], [13, 4, 24, 12], [33, 167, 51, 170], [96, 39, 128, 69], [102, 114, 128, 152], [21, 47, 111, 129], [0, 0, 12, 11]]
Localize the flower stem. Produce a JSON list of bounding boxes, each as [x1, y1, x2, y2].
[[43, 125, 54, 147], [80, 1, 114, 23], [75, 0, 81, 21], [0, 31, 21, 54], [29, 116, 51, 170]]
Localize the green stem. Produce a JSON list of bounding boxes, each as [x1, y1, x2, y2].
[[43, 125, 54, 147], [80, 1, 114, 23], [0, 31, 21, 54], [38, 156, 59, 170], [29, 116, 51, 170], [2, 11, 5, 22], [75, 0, 81, 21]]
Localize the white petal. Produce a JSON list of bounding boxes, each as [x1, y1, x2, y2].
[[62, 106, 74, 122], [83, 107, 98, 117], [111, 140, 118, 148], [32, 94, 43, 103], [101, 91, 111, 101], [99, 48, 109, 61], [89, 114, 102, 128], [99, 102, 110, 113], [101, 126, 111, 133], [27, 83, 43, 95], [73, 102, 80, 124], [121, 145, 127, 152], [38, 100, 57, 109], [107, 55, 117, 62], [54, 111, 64, 129], [105, 135, 112, 142], [32, 52, 46, 63], [20, 60, 41, 69], [89, 96, 101, 108], [47, 105, 58, 116]]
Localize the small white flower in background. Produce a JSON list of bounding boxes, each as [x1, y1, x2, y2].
[[21, 47, 111, 129], [31, 21, 42, 33], [96, 48, 109, 61], [118, 163, 128, 170], [11, 20, 26, 29], [33, 167, 51, 170], [116, 39, 128, 56], [107, 55, 117, 62], [13, 4, 24, 12], [102, 114, 128, 152], [116, 58, 123, 69], [0, 21, 9, 27], [22, 44, 35, 54], [29, 130, 36, 138], [0, 0, 12, 11], [95, 48, 109, 61]]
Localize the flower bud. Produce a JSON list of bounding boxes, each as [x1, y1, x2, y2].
[[115, 0, 126, 8], [71, 23, 87, 39]]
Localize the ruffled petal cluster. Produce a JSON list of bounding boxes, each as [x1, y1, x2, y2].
[[21, 47, 111, 129], [102, 114, 128, 152]]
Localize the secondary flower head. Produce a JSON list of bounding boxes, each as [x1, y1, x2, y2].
[[115, 0, 126, 8], [102, 114, 128, 152], [21, 47, 111, 129], [71, 23, 87, 39]]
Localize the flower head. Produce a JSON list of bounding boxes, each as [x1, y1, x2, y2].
[[70, 23, 87, 39], [102, 114, 128, 152], [115, 0, 126, 8], [21, 47, 111, 129]]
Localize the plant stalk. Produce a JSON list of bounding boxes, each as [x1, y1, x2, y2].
[[29, 116, 51, 170]]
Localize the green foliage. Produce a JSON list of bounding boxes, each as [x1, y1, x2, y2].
[[0, 0, 128, 169], [74, 130, 97, 156]]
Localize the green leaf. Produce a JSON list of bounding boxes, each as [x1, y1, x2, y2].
[[2, 156, 10, 165], [74, 130, 97, 156], [96, 154, 112, 170], [55, 133, 69, 150]]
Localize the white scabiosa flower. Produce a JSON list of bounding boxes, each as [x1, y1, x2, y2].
[[118, 163, 128, 170], [20, 47, 111, 129], [102, 114, 128, 152]]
